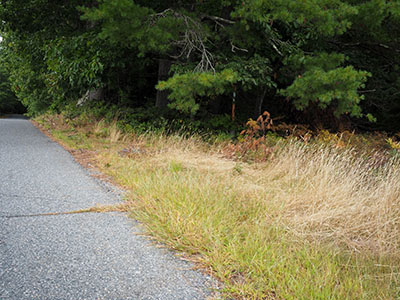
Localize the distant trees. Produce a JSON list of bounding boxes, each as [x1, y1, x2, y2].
[[0, 63, 24, 114], [0, 0, 399, 130]]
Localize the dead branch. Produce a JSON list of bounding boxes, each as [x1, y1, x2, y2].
[[201, 15, 235, 25], [148, 9, 215, 73], [231, 41, 248, 53]]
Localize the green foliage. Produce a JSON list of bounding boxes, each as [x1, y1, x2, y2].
[[234, 0, 358, 36], [1, 0, 400, 130], [44, 33, 105, 107], [0, 65, 24, 114], [80, 0, 181, 55], [282, 52, 371, 117], [0, 0, 88, 115], [157, 69, 239, 114], [2, 35, 52, 115], [224, 55, 276, 91]]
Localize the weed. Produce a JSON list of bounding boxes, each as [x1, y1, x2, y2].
[[225, 111, 275, 161], [108, 122, 122, 143], [169, 160, 184, 173], [232, 163, 243, 175], [387, 137, 400, 150], [94, 119, 108, 137]]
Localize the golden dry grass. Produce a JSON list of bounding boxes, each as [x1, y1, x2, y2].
[[108, 122, 122, 143], [113, 139, 400, 255], [35, 114, 400, 299], [255, 144, 400, 254]]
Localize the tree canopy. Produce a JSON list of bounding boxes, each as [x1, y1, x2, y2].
[[0, 0, 399, 130]]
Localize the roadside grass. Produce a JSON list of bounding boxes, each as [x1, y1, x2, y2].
[[35, 114, 400, 299]]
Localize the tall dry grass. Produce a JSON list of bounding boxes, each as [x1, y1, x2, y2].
[[260, 143, 400, 254], [128, 134, 400, 255]]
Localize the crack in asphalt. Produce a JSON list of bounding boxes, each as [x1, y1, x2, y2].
[[0, 210, 103, 219], [0, 203, 130, 219], [0, 192, 69, 200]]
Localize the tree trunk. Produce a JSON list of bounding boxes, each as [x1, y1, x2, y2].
[[155, 59, 172, 108], [254, 88, 267, 118]]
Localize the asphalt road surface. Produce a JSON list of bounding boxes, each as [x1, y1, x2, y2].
[[0, 116, 216, 300]]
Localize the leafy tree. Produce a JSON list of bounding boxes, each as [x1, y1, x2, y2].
[[0, 63, 24, 114], [0, 0, 87, 115], [0, 0, 399, 130], [281, 52, 371, 118], [156, 69, 239, 114], [333, 0, 400, 130], [82, 0, 372, 120]]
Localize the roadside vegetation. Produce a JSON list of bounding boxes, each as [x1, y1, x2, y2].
[[0, 66, 25, 115], [36, 113, 400, 299]]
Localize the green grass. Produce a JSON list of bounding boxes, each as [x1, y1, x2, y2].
[[101, 154, 400, 299], [52, 130, 93, 149], [35, 114, 400, 299]]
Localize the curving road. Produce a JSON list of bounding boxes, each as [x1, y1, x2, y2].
[[0, 116, 215, 300]]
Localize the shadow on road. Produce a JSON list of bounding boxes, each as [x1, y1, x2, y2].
[[0, 114, 29, 119]]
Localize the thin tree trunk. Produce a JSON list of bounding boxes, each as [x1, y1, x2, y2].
[[155, 59, 172, 108], [254, 88, 267, 118]]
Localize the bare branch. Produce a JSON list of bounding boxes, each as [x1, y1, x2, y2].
[[269, 39, 283, 56], [359, 89, 376, 94], [202, 15, 235, 25], [148, 9, 216, 73], [231, 41, 248, 53]]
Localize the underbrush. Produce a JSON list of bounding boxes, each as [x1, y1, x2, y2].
[[36, 113, 400, 299], [60, 101, 239, 139]]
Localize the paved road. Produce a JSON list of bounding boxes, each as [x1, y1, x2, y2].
[[0, 117, 216, 299]]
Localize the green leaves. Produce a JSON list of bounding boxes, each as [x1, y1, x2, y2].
[[45, 34, 104, 89], [0, 64, 24, 114], [281, 53, 370, 117], [1, 0, 399, 128], [224, 55, 276, 91], [81, 1, 181, 55], [157, 69, 239, 114], [235, 0, 357, 37], [285, 52, 346, 72]]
